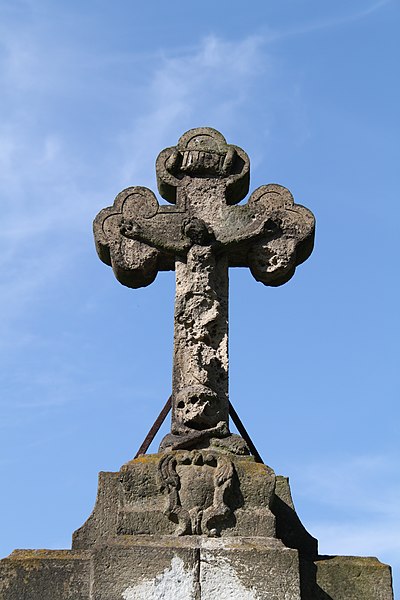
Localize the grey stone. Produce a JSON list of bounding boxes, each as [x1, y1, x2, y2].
[[314, 556, 394, 600], [0, 549, 90, 600], [73, 453, 277, 546], [90, 541, 200, 600], [0, 538, 302, 600], [0, 477, 394, 599], [273, 475, 318, 559], [72, 471, 121, 549], [199, 539, 301, 600], [93, 127, 315, 452]]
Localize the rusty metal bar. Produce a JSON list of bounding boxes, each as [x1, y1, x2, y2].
[[134, 395, 264, 464], [229, 400, 264, 464], [134, 395, 172, 458]]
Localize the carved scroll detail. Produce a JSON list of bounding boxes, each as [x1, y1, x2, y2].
[[158, 451, 235, 537]]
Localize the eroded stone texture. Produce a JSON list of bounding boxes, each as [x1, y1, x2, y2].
[[72, 453, 277, 545], [2, 536, 393, 599], [90, 543, 199, 600], [121, 555, 198, 600], [168, 247, 229, 448], [0, 550, 90, 600], [93, 127, 315, 452], [200, 541, 301, 600], [314, 556, 394, 600]]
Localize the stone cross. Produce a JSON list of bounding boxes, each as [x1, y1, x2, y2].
[[94, 127, 315, 453]]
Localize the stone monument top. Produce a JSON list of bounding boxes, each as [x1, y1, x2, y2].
[[0, 128, 394, 599], [93, 127, 315, 455]]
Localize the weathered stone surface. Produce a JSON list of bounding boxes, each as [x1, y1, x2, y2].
[[0, 538, 302, 600], [199, 539, 301, 599], [166, 246, 230, 450], [93, 127, 315, 451], [273, 475, 318, 559], [1, 538, 393, 599], [1, 473, 394, 599], [91, 542, 199, 600], [0, 549, 90, 600], [73, 453, 277, 546], [314, 556, 394, 600], [72, 471, 121, 549]]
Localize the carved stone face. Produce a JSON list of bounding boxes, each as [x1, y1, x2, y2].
[[175, 385, 221, 429]]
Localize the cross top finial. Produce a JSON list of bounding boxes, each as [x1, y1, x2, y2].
[[94, 128, 315, 453], [156, 126, 250, 204]]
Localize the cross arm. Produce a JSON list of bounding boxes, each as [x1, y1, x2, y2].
[[93, 186, 182, 288], [93, 125, 315, 292], [217, 183, 315, 286], [245, 184, 315, 286]]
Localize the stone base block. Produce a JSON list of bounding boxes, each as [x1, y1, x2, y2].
[[0, 537, 394, 599], [0, 549, 90, 600], [0, 537, 301, 600], [91, 540, 200, 600], [73, 453, 277, 547], [0, 460, 394, 599], [313, 555, 394, 600]]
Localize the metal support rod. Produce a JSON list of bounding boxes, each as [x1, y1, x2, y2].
[[228, 401, 264, 464], [134, 395, 264, 464], [134, 396, 172, 458]]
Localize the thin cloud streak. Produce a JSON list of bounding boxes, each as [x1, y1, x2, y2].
[[297, 454, 400, 518], [118, 35, 267, 187], [315, 521, 400, 556], [293, 454, 400, 569], [264, 0, 392, 42], [1, 33, 268, 329], [0, 31, 272, 450]]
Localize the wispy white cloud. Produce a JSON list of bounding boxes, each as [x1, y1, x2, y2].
[[118, 35, 267, 187], [0, 29, 273, 457], [315, 521, 400, 559], [298, 454, 400, 516], [264, 0, 393, 42], [357, 0, 392, 17], [294, 454, 400, 562], [0, 31, 267, 304]]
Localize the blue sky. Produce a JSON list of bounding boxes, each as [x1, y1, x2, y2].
[[1, 0, 399, 594]]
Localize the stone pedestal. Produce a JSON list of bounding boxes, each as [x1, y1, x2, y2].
[[0, 453, 394, 599], [73, 453, 276, 544]]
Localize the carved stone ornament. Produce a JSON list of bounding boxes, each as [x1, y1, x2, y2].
[[93, 127, 315, 452], [158, 450, 235, 537]]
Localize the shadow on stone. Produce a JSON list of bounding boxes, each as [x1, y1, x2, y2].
[[271, 476, 318, 560], [298, 557, 334, 600]]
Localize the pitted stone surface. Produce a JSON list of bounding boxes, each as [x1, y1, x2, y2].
[[314, 556, 394, 600], [1, 508, 394, 599], [90, 544, 199, 600], [163, 245, 230, 451], [121, 556, 197, 600], [0, 550, 90, 600], [2, 538, 392, 599], [200, 545, 301, 600], [93, 127, 315, 452], [72, 453, 277, 545]]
